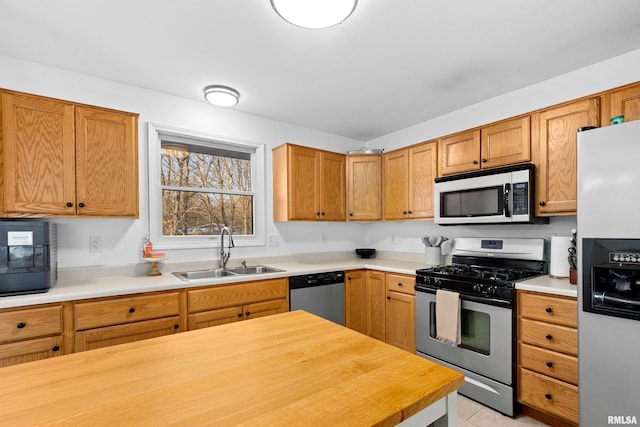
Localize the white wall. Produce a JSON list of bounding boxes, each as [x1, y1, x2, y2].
[[1, 49, 638, 269], [0, 54, 365, 268]]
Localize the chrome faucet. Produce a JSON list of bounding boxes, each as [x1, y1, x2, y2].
[[219, 225, 234, 269]]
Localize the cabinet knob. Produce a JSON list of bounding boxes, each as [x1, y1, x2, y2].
[[348, 277, 352, 281], [128, 307, 135, 313], [349, 213, 353, 216], [387, 296, 390, 300], [397, 282, 403, 287], [321, 212, 325, 216], [52, 345, 60, 352], [66, 202, 73, 207], [539, 201, 546, 206], [316, 212, 321, 216], [245, 311, 251, 317], [545, 334, 553, 340], [481, 158, 487, 163], [545, 393, 552, 400], [78, 202, 85, 208], [545, 307, 553, 313], [237, 313, 243, 318], [546, 361, 553, 368], [16, 322, 26, 329], [408, 211, 412, 214], [472, 160, 479, 165], [403, 211, 407, 215]]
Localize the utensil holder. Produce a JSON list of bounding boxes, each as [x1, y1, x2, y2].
[[425, 247, 442, 266]]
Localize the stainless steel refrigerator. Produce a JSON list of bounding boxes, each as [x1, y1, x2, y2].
[[577, 120, 640, 426]]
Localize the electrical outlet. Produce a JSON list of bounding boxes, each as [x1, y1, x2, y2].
[[268, 235, 280, 247], [89, 235, 103, 253]]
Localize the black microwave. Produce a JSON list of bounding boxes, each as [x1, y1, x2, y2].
[[434, 164, 546, 225]]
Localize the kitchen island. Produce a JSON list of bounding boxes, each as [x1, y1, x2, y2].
[[0, 310, 463, 426]]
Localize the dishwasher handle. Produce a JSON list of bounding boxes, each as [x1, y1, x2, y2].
[[289, 271, 345, 289]]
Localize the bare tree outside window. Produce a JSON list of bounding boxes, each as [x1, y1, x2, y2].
[[160, 142, 254, 237]]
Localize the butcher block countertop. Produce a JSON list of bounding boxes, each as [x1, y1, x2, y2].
[[0, 311, 464, 427]]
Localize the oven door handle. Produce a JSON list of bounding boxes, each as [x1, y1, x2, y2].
[[415, 286, 513, 309]]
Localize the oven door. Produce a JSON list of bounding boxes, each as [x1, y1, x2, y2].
[[415, 290, 513, 385]]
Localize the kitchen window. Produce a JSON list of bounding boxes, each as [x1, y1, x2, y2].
[[148, 123, 265, 249]]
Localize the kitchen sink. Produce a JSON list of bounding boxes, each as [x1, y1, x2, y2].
[[172, 269, 238, 281], [172, 265, 284, 281], [228, 265, 284, 275]]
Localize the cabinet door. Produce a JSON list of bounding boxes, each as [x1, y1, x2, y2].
[[481, 116, 531, 168], [319, 151, 346, 221], [366, 271, 385, 341], [75, 106, 138, 217], [1, 92, 76, 215], [0, 336, 64, 368], [408, 142, 437, 219], [438, 130, 481, 175], [288, 145, 320, 220], [533, 98, 599, 215], [383, 149, 408, 220], [345, 270, 366, 333], [347, 155, 382, 221], [188, 305, 244, 330], [610, 83, 640, 123], [385, 291, 416, 353], [75, 316, 181, 352], [244, 298, 288, 320]]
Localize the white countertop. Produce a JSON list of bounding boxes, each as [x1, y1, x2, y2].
[[516, 274, 578, 298], [0, 254, 427, 309]]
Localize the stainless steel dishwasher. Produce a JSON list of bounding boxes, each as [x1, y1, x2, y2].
[[289, 271, 345, 325]]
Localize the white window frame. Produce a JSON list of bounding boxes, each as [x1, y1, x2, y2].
[[147, 122, 266, 249]]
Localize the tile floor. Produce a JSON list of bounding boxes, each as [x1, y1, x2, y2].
[[456, 394, 549, 427]]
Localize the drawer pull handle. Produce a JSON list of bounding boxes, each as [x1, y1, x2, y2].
[[545, 334, 553, 340], [545, 393, 552, 400], [237, 313, 243, 318], [545, 307, 553, 313], [16, 322, 26, 329], [128, 307, 135, 313], [387, 296, 391, 300], [52, 345, 60, 352], [173, 324, 179, 330], [397, 282, 403, 287], [246, 311, 251, 317], [546, 361, 553, 368]]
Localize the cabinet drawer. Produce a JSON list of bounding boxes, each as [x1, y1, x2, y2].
[[0, 335, 64, 368], [519, 318, 577, 356], [75, 293, 180, 330], [519, 292, 577, 327], [519, 343, 578, 385], [386, 273, 415, 295], [188, 279, 288, 313], [519, 368, 578, 424], [75, 316, 181, 352], [0, 306, 62, 343]]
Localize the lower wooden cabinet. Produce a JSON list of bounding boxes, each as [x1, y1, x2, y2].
[[517, 291, 578, 426], [385, 273, 416, 353], [187, 278, 288, 330], [0, 304, 66, 367]]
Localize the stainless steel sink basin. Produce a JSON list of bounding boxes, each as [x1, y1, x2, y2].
[[172, 269, 238, 281], [172, 265, 284, 281], [228, 265, 284, 275]]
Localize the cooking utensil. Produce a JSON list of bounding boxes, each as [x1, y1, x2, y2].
[[429, 235, 437, 247], [422, 236, 432, 247], [434, 236, 443, 247]]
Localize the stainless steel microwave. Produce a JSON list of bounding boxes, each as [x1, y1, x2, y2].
[[434, 164, 545, 225]]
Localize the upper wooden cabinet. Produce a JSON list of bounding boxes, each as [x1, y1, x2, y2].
[[532, 97, 600, 216], [0, 90, 139, 218], [383, 141, 437, 220], [346, 154, 382, 221], [438, 116, 531, 176], [609, 82, 640, 124], [272, 143, 346, 222]]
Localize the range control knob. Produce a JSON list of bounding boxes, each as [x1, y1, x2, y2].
[[473, 284, 482, 293], [487, 286, 497, 296]]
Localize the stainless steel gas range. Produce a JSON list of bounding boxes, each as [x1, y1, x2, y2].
[[414, 237, 546, 416]]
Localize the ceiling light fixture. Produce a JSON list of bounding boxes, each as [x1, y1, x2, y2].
[[203, 85, 240, 107], [270, 0, 358, 29]]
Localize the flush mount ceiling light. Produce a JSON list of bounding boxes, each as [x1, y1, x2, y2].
[[270, 0, 358, 29], [203, 85, 240, 107]]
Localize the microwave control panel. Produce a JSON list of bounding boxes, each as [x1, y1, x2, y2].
[[512, 182, 529, 215], [610, 252, 640, 264]]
